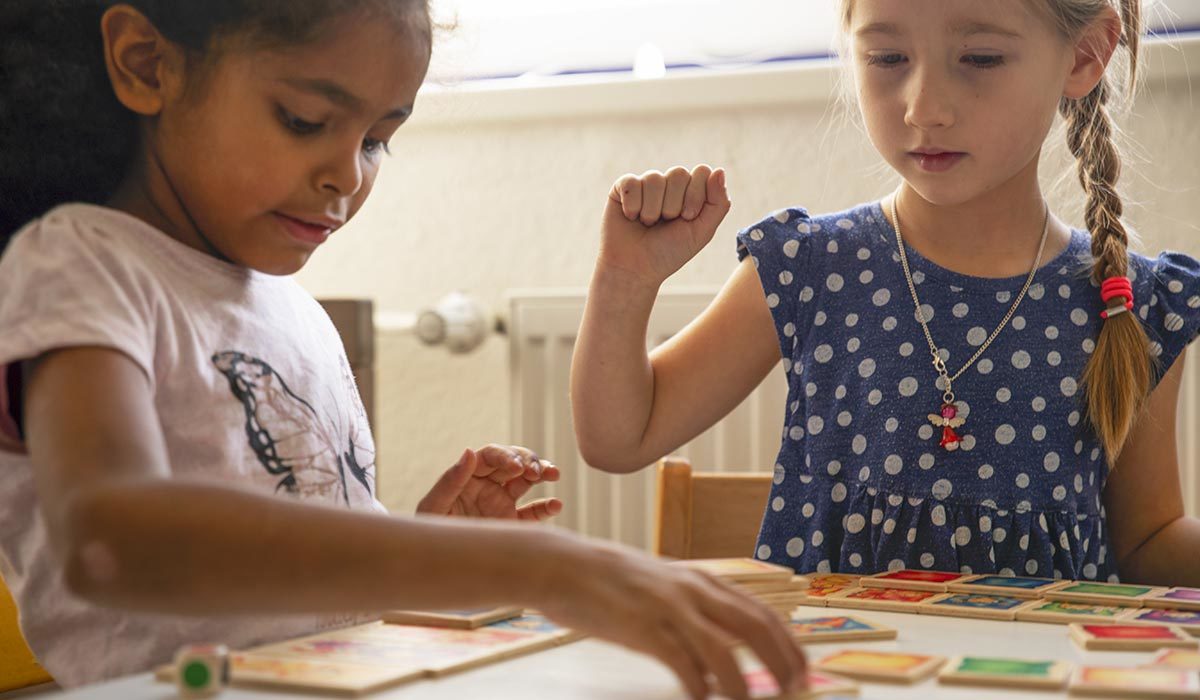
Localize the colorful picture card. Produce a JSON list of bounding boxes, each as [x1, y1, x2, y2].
[[1144, 587, 1200, 612], [1146, 649, 1200, 671], [1070, 624, 1199, 652], [919, 593, 1031, 620], [824, 586, 940, 613], [1068, 665, 1200, 698], [860, 569, 969, 592], [797, 575, 861, 608], [1122, 608, 1200, 634], [947, 574, 1067, 599], [788, 614, 898, 644], [1045, 581, 1168, 608], [229, 653, 423, 697], [1015, 600, 1134, 625], [938, 655, 1071, 690], [815, 649, 946, 683]]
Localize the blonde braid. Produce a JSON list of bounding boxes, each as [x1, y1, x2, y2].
[[1064, 0, 1150, 463]]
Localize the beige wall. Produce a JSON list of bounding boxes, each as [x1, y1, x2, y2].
[[296, 39, 1200, 515]]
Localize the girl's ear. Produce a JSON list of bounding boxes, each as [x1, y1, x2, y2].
[[99, 5, 184, 116], [1063, 5, 1122, 100]]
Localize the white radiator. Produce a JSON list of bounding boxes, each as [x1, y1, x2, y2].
[[508, 290, 1200, 551]]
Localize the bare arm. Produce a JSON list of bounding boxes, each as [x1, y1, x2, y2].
[[25, 346, 807, 700], [1105, 352, 1200, 585], [27, 347, 560, 615], [570, 166, 781, 472]]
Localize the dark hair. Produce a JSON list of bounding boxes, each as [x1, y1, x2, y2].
[[0, 0, 430, 251]]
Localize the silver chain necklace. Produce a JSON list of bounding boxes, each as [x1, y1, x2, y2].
[[890, 196, 1050, 451]]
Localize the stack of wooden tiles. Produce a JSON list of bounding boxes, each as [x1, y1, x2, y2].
[[672, 559, 811, 618]]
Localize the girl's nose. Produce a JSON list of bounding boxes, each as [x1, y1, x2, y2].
[[317, 147, 365, 198], [904, 66, 955, 131]]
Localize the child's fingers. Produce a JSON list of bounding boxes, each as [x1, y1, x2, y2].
[[639, 170, 667, 226], [681, 165, 712, 221], [534, 462, 561, 482], [660, 166, 691, 220], [697, 582, 807, 694], [610, 174, 643, 221], [515, 498, 563, 521], [415, 448, 475, 514], [476, 444, 527, 483], [678, 613, 748, 700], [640, 625, 709, 700], [707, 167, 730, 207], [691, 168, 732, 238]]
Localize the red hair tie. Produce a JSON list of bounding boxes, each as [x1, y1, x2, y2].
[[1100, 276, 1134, 319]]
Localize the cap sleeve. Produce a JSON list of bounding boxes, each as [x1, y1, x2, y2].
[[0, 210, 157, 451], [1136, 251, 1200, 386], [736, 208, 814, 364]]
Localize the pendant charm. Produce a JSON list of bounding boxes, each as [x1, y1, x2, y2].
[[928, 402, 966, 452]]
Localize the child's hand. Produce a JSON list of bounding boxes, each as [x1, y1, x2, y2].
[[416, 446, 563, 521], [600, 165, 731, 286], [538, 539, 807, 700]]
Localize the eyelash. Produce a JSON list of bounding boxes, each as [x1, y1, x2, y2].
[[277, 107, 392, 156], [865, 54, 1006, 70]]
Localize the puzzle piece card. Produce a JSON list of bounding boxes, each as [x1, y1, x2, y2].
[[228, 653, 424, 697], [1144, 588, 1200, 612], [797, 575, 861, 607], [1068, 666, 1200, 698], [736, 646, 860, 698], [1070, 624, 1199, 652], [919, 593, 1031, 620], [381, 606, 524, 629], [938, 655, 1071, 690], [947, 574, 1067, 599], [825, 586, 940, 612], [859, 569, 969, 592], [1045, 582, 1167, 607], [815, 649, 945, 683], [1122, 608, 1200, 635], [1014, 600, 1134, 625], [1147, 649, 1200, 671], [788, 615, 898, 643]]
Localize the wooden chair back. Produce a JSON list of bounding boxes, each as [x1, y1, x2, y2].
[[654, 456, 773, 560]]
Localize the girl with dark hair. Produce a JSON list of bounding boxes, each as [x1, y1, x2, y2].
[[0, 3, 807, 696]]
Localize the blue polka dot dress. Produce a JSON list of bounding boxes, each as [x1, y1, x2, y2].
[[736, 201, 1200, 581]]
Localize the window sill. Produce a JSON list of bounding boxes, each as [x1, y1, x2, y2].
[[408, 34, 1200, 129]]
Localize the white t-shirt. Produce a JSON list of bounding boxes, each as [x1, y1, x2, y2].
[[0, 204, 385, 688]]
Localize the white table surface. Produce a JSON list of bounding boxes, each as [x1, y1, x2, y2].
[[45, 604, 1172, 699]]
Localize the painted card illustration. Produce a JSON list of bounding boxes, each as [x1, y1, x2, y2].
[[1071, 666, 1200, 695], [928, 593, 1028, 611], [959, 575, 1058, 590], [1148, 649, 1200, 670], [1128, 608, 1200, 627], [869, 570, 963, 584], [839, 587, 937, 603], [817, 649, 944, 681], [939, 655, 1071, 689], [788, 615, 896, 643], [1024, 600, 1127, 617]]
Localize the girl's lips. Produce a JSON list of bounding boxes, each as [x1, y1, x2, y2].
[[910, 151, 966, 173], [274, 213, 332, 245]]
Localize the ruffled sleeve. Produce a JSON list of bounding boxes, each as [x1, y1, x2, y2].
[[1133, 252, 1200, 387], [736, 208, 814, 364]]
